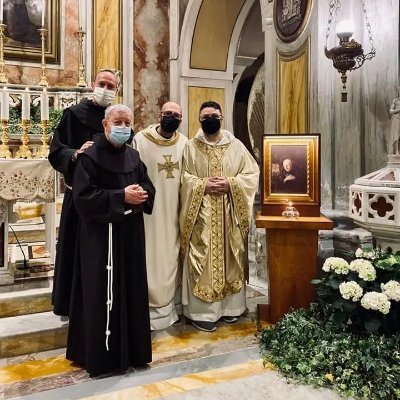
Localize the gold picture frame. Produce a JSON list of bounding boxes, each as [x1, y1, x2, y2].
[[261, 134, 320, 216], [4, 0, 60, 64]]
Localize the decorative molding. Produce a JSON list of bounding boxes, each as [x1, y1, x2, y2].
[[274, 0, 312, 43]]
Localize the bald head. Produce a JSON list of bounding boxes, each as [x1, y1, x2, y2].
[[161, 101, 182, 115], [158, 101, 182, 139]]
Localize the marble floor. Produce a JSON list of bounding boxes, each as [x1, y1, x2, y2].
[[0, 282, 343, 400], [0, 235, 344, 400]]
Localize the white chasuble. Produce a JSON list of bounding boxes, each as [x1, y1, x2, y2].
[[179, 130, 259, 320], [134, 125, 187, 317]]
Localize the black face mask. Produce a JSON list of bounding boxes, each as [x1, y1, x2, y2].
[[160, 116, 180, 134], [201, 117, 221, 135]]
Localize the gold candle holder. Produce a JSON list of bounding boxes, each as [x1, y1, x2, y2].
[[38, 28, 49, 87], [0, 118, 11, 158], [36, 120, 50, 158], [75, 29, 87, 87], [15, 119, 32, 159], [0, 24, 8, 84]]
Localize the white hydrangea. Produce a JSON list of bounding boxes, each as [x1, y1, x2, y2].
[[360, 292, 391, 314], [355, 248, 364, 258], [349, 259, 376, 281], [339, 281, 363, 302], [381, 280, 400, 301], [354, 248, 381, 260], [322, 257, 350, 274]]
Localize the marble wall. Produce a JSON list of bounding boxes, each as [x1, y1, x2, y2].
[[263, 0, 399, 210], [133, 0, 169, 132], [5, 0, 79, 87], [93, 0, 122, 74]]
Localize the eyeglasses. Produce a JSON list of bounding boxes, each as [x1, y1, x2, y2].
[[199, 113, 223, 121], [161, 111, 182, 120]]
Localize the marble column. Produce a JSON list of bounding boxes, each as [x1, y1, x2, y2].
[[134, 0, 169, 132]]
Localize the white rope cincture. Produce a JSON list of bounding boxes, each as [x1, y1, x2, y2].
[[105, 222, 114, 351]]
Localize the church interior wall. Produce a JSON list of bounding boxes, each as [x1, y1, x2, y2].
[[2, 0, 398, 212], [133, 0, 170, 133], [92, 1, 122, 77], [4, 0, 79, 87], [262, 0, 399, 211]]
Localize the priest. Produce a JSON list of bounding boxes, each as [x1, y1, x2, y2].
[[134, 101, 187, 330], [67, 104, 155, 376], [180, 101, 259, 332], [49, 69, 119, 317]]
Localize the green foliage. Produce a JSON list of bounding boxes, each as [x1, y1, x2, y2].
[[259, 306, 400, 400], [9, 102, 63, 136]]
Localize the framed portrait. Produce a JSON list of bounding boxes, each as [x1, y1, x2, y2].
[[274, 0, 312, 43], [3, 0, 60, 64], [261, 133, 320, 216]]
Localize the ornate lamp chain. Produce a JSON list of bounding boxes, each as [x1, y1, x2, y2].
[[325, 0, 340, 49], [360, 0, 376, 60]]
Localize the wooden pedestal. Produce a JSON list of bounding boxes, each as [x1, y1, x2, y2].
[[255, 213, 333, 323]]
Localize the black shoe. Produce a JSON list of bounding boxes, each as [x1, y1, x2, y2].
[[222, 316, 239, 323], [192, 320, 217, 332]]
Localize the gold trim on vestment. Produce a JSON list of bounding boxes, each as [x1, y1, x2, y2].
[[143, 129, 181, 147], [179, 177, 206, 264], [228, 177, 250, 240], [190, 139, 241, 302]]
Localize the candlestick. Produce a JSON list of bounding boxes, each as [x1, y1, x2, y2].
[[75, 29, 87, 87], [42, 0, 46, 27], [0, 0, 3, 24], [22, 87, 31, 120], [40, 88, 49, 120], [15, 120, 32, 159], [38, 28, 49, 86], [0, 118, 11, 158], [78, 0, 83, 30], [36, 119, 50, 158], [1, 86, 8, 119], [0, 23, 8, 84]]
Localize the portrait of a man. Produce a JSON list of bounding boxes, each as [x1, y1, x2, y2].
[[270, 144, 307, 194]]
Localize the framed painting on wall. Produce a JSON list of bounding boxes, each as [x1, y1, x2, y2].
[[274, 0, 312, 43], [261, 133, 320, 216], [3, 0, 60, 64]]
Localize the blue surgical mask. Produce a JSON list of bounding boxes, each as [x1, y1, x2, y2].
[[109, 125, 131, 146]]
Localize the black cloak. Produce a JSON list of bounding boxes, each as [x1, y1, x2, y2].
[[48, 99, 106, 316], [67, 133, 155, 376]]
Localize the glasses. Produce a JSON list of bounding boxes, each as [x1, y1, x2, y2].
[[161, 111, 182, 120], [199, 113, 222, 121]]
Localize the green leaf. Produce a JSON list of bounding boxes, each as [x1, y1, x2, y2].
[[332, 310, 349, 325], [364, 318, 381, 333]]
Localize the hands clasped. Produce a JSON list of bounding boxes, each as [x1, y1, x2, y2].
[[205, 177, 230, 196], [124, 184, 148, 204], [283, 174, 296, 183]]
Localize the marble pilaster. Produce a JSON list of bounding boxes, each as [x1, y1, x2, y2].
[[133, 0, 169, 132]]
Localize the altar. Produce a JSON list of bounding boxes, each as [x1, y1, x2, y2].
[[0, 159, 56, 281]]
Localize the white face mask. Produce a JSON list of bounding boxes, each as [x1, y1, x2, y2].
[[92, 87, 116, 107]]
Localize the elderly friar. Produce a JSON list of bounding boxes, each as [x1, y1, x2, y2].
[[66, 104, 155, 376]]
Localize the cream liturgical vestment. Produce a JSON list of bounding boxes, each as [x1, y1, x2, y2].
[[179, 130, 259, 322], [134, 125, 187, 330]]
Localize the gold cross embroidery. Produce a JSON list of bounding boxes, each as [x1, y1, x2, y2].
[[157, 155, 179, 179]]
